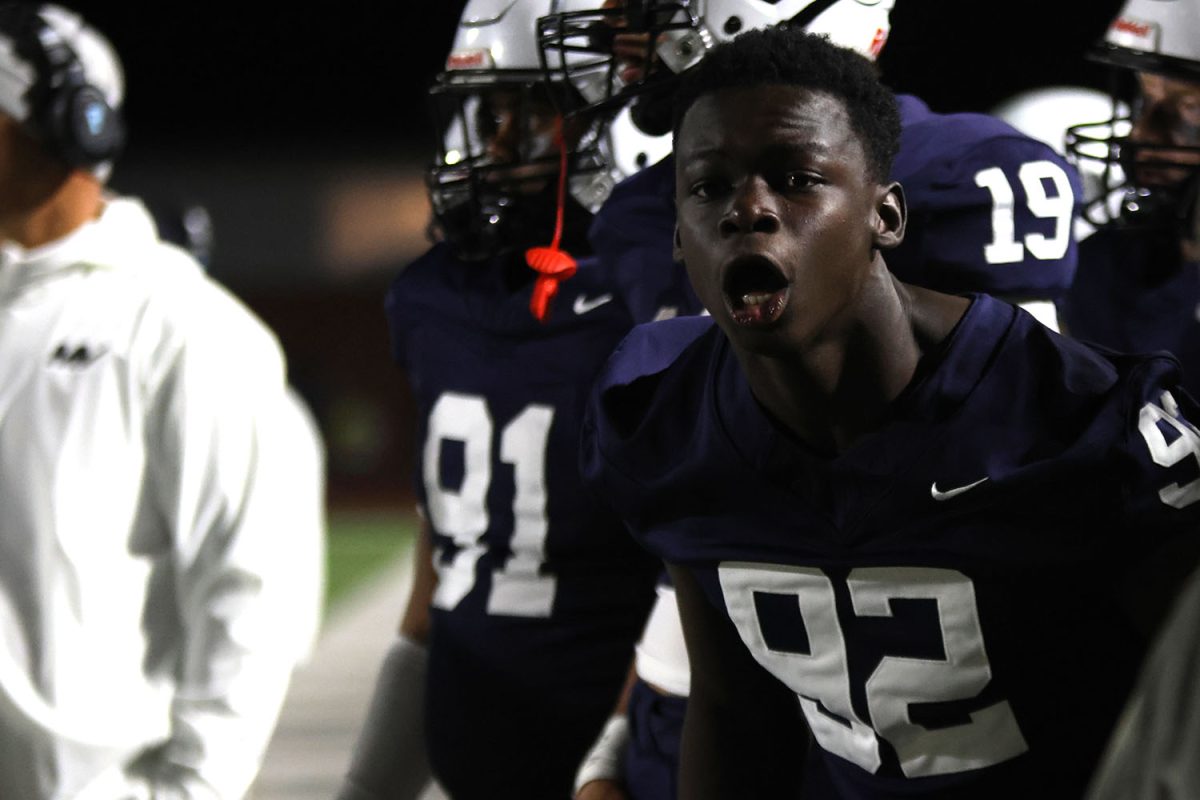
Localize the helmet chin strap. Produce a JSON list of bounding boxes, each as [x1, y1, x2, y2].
[[525, 117, 578, 322]]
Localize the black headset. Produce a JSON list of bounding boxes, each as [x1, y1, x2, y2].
[[0, 3, 124, 167]]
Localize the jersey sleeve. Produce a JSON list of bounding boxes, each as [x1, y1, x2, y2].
[[141, 275, 324, 799], [383, 250, 441, 372], [384, 248, 448, 501], [887, 123, 1085, 302], [589, 157, 706, 324], [580, 316, 715, 527], [1102, 355, 1200, 638], [1117, 357, 1200, 526]]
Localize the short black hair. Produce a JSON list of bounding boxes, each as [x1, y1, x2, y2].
[[671, 25, 901, 183]]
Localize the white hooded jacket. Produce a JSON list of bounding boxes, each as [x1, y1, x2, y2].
[[0, 196, 324, 799]]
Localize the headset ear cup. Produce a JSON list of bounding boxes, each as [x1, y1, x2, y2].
[[51, 83, 124, 167]]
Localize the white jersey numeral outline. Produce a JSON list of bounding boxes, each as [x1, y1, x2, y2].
[[718, 563, 1028, 777], [974, 160, 1075, 265], [1138, 390, 1200, 509], [423, 391, 557, 617]]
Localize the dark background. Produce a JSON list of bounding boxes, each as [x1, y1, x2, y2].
[[61, 0, 1129, 506], [61, 3, 469, 153], [75, 1, 1126, 151]]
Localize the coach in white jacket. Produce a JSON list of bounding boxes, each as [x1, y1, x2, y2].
[[0, 4, 325, 799]]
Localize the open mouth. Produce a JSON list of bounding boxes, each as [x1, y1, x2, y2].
[[722, 254, 790, 327]]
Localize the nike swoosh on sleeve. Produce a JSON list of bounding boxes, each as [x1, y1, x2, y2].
[[930, 477, 989, 501]]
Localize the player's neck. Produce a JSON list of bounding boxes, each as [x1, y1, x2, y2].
[[736, 278, 965, 455]]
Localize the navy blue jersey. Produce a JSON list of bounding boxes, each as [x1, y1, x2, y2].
[[386, 243, 660, 798], [582, 294, 1200, 798], [587, 153, 705, 324], [1059, 227, 1200, 398], [885, 95, 1083, 300]]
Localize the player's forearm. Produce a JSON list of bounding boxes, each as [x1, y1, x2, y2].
[[399, 516, 437, 643], [575, 591, 672, 798], [678, 692, 804, 799], [677, 694, 741, 799], [335, 635, 432, 800], [337, 519, 438, 800], [574, 661, 638, 797]]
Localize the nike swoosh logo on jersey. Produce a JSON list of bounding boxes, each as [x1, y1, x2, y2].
[[573, 293, 613, 315], [930, 477, 989, 501]]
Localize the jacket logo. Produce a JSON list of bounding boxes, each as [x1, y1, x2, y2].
[[49, 343, 107, 367]]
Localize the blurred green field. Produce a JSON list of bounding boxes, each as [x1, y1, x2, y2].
[[323, 508, 419, 611]]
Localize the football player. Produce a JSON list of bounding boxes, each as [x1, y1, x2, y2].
[[1058, 0, 1200, 397], [334, 2, 662, 799], [538, 0, 1083, 330], [1073, 2, 1200, 797], [536, 2, 1085, 797], [581, 24, 1200, 798]]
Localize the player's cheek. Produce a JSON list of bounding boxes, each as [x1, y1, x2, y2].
[[684, 251, 723, 315]]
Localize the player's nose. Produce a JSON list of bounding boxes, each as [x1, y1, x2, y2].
[[719, 176, 780, 237], [487, 114, 519, 162]]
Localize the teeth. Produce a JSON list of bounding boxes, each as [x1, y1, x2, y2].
[[742, 292, 773, 306]]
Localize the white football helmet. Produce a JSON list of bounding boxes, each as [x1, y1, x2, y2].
[[429, 0, 651, 259], [1063, 0, 1200, 242], [536, 0, 893, 126], [1090, 0, 1200, 79]]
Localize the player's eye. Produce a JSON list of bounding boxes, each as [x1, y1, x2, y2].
[[781, 171, 820, 191], [689, 178, 728, 200], [476, 107, 501, 138], [1174, 94, 1200, 139]]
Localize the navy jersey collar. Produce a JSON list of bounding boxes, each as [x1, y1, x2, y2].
[[714, 294, 1018, 476]]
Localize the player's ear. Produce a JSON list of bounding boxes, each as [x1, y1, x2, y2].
[[872, 181, 906, 251], [673, 224, 685, 264]]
